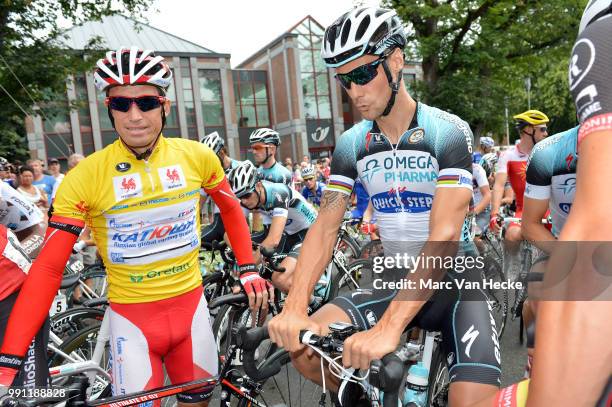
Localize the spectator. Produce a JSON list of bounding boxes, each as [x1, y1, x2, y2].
[[47, 158, 64, 182], [0, 159, 16, 188], [320, 157, 331, 182], [17, 165, 48, 213], [26, 158, 55, 196], [302, 154, 310, 165], [51, 153, 84, 203], [284, 157, 293, 167]]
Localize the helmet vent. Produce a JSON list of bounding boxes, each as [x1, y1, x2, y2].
[[356, 15, 370, 41], [340, 20, 352, 47]]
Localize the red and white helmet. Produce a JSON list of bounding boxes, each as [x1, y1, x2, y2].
[[94, 46, 173, 93]]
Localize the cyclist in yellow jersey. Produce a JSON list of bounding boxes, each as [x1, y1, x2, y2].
[[0, 46, 271, 406]]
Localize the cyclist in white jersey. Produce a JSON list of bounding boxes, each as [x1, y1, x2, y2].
[[269, 8, 500, 406]]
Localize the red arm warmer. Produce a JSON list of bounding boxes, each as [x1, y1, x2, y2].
[[205, 177, 254, 266], [0, 216, 81, 357]]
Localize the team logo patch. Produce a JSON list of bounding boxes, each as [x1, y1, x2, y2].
[[116, 162, 131, 172], [75, 200, 88, 213], [408, 129, 424, 144], [112, 173, 143, 202], [158, 165, 186, 192]]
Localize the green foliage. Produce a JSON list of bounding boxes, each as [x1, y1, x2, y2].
[[387, 0, 587, 141], [0, 0, 151, 161]]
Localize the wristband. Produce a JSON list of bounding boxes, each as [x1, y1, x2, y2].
[[0, 354, 23, 370], [238, 263, 258, 275]]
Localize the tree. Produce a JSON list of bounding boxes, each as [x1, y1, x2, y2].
[[388, 0, 587, 140], [0, 0, 151, 162]]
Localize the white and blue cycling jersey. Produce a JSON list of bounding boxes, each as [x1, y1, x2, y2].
[[327, 102, 474, 256], [525, 126, 578, 237], [258, 180, 317, 235], [258, 162, 292, 186]]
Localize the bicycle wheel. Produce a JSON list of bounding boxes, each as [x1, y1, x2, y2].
[[50, 306, 106, 340], [331, 258, 367, 297], [336, 234, 361, 263], [48, 323, 111, 400], [426, 338, 449, 407], [65, 270, 108, 306], [358, 239, 384, 260]]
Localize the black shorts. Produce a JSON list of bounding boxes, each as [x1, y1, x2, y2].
[[280, 230, 307, 259], [330, 267, 502, 387], [0, 290, 50, 387]]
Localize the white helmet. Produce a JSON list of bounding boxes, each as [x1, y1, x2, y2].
[[94, 46, 173, 93], [321, 7, 406, 68], [201, 131, 224, 154], [301, 166, 316, 179], [479, 137, 495, 148], [230, 161, 259, 198], [579, 0, 612, 34], [249, 128, 280, 146]]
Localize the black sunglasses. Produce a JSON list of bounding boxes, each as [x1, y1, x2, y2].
[[335, 57, 385, 90], [105, 96, 167, 113]]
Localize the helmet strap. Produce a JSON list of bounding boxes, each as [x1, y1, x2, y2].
[[381, 59, 402, 117], [261, 146, 274, 166]]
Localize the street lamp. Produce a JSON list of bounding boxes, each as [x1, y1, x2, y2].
[[525, 77, 531, 110], [504, 96, 510, 146]]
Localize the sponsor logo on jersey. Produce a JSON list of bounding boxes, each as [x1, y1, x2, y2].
[[371, 190, 434, 213], [569, 38, 595, 91], [557, 177, 576, 195], [129, 262, 190, 283], [158, 165, 186, 192], [408, 129, 424, 144], [75, 200, 88, 213], [565, 153, 574, 170], [113, 173, 143, 201], [559, 202, 573, 214], [116, 337, 127, 355], [365, 309, 377, 328], [115, 162, 131, 172], [362, 154, 437, 184]]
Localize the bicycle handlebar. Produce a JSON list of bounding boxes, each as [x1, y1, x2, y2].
[[259, 246, 286, 273], [238, 325, 414, 404]]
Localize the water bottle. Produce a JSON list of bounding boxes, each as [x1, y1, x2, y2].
[[402, 362, 429, 407]]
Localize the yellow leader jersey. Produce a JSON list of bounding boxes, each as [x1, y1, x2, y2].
[[53, 135, 224, 303]]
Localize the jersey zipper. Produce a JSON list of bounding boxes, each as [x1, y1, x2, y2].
[[144, 160, 155, 193]]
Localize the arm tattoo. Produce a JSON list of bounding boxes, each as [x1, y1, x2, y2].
[[319, 190, 349, 214]]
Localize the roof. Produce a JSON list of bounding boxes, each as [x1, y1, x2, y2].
[[236, 15, 325, 68], [62, 15, 228, 57]]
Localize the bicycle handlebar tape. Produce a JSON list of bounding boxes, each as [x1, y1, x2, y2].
[[239, 325, 284, 382], [369, 353, 405, 406]]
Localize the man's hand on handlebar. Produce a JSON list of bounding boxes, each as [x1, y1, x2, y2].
[[268, 308, 321, 353], [238, 264, 274, 326], [342, 324, 402, 370]]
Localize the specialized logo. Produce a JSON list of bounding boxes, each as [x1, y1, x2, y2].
[[113, 173, 143, 202], [408, 129, 424, 144], [565, 153, 575, 170], [461, 325, 480, 359], [447, 352, 454, 366], [569, 38, 595, 91], [116, 162, 131, 172], [158, 165, 186, 192]]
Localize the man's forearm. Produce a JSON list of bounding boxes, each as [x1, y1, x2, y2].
[[490, 183, 504, 215], [523, 224, 556, 253], [284, 219, 338, 310]]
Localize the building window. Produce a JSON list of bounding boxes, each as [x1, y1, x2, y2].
[[74, 75, 94, 155], [198, 69, 226, 137], [403, 72, 416, 91], [43, 86, 73, 158], [233, 70, 271, 128], [293, 19, 332, 120], [180, 58, 198, 140]]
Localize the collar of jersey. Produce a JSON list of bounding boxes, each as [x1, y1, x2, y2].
[[116, 133, 166, 161], [370, 101, 420, 140]]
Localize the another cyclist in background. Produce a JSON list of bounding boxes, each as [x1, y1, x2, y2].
[[200, 131, 247, 244], [0, 46, 266, 406], [300, 165, 324, 207], [489, 110, 549, 248], [230, 161, 317, 294], [0, 181, 46, 390], [249, 128, 291, 186], [474, 136, 494, 164], [472, 162, 491, 234]]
